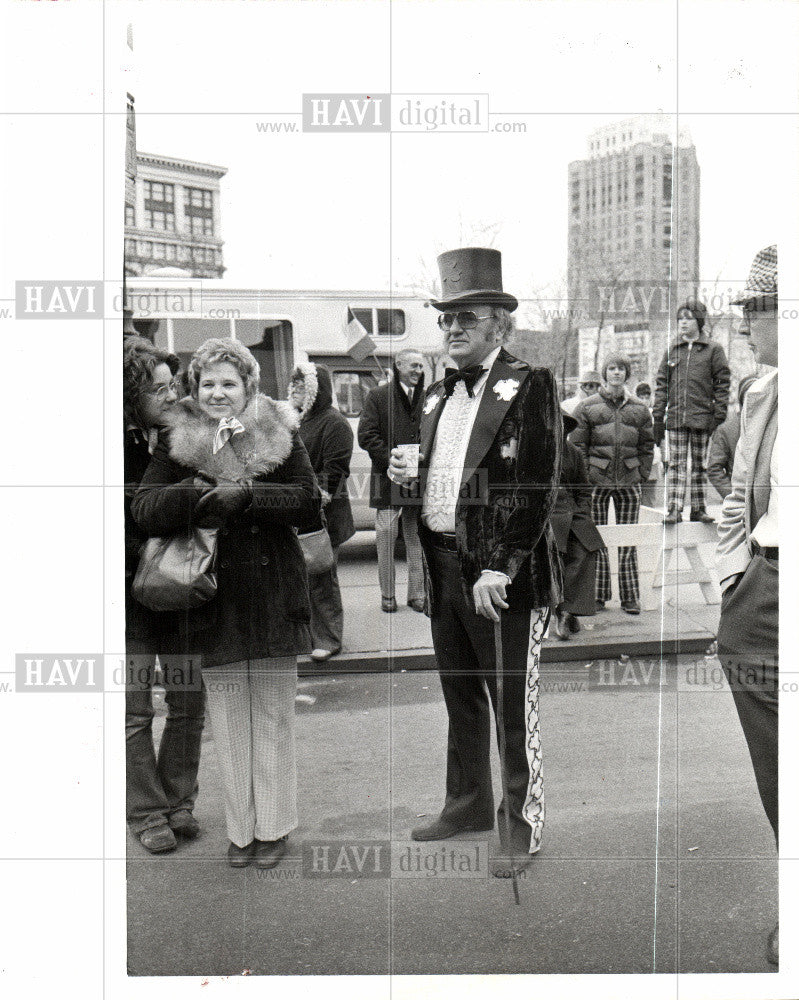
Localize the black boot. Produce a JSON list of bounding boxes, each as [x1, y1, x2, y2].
[[664, 505, 681, 525], [690, 507, 715, 524]]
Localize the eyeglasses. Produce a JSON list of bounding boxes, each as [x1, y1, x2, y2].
[[145, 379, 179, 401], [437, 311, 493, 331]]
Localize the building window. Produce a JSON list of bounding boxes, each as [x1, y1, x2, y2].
[[351, 307, 406, 338], [124, 239, 136, 257], [185, 187, 214, 237], [165, 244, 176, 261], [125, 203, 135, 227], [143, 181, 175, 231]]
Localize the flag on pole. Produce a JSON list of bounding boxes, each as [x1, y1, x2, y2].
[[346, 307, 376, 362]]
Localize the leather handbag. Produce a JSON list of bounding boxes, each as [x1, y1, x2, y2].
[[297, 525, 334, 575], [132, 527, 218, 611]]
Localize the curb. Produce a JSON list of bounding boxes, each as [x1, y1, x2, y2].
[[297, 632, 715, 676]]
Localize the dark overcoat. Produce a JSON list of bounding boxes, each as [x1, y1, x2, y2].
[[131, 394, 321, 668], [124, 427, 175, 645], [417, 348, 563, 614], [358, 365, 424, 508], [550, 433, 604, 616], [295, 365, 356, 548]]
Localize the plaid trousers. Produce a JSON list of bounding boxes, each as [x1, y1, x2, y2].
[[592, 485, 641, 603], [665, 427, 712, 512]]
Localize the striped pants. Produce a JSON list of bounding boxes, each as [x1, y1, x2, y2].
[[592, 485, 641, 604], [203, 659, 298, 848], [665, 427, 712, 512]]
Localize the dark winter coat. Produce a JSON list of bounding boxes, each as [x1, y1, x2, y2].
[[571, 389, 654, 487], [294, 365, 356, 548], [418, 349, 562, 614], [358, 364, 425, 509], [550, 439, 605, 555], [707, 411, 740, 501], [125, 426, 175, 645], [131, 394, 321, 668], [652, 332, 730, 432], [550, 434, 604, 617]]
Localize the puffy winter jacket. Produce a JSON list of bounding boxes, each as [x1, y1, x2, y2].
[[571, 389, 655, 487], [652, 333, 730, 432]]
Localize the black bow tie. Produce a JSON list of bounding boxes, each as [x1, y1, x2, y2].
[[442, 364, 484, 398]]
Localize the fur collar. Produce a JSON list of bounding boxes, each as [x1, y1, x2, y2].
[[289, 361, 319, 420], [164, 393, 299, 480]]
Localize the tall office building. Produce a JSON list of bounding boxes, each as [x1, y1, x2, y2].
[[567, 115, 700, 380]]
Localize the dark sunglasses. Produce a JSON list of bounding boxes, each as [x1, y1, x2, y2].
[[437, 311, 492, 331]]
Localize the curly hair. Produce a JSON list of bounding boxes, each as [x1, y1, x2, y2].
[[490, 307, 516, 343], [123, 336, 180, 429], [187, 338, 261, 400]]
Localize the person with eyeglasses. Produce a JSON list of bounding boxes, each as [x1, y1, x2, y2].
[[561, 370, 602, 415], [123, 337, 206, 854], [133, 338, 321, 871], [715, 245, 779, 966], [388, 248, 561, 875]]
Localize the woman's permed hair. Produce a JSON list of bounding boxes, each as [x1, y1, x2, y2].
[[188, 338, 261, 400], [123, 335, 180, 428]]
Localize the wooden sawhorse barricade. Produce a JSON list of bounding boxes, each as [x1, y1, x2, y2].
[[596, 520, 721, 611]]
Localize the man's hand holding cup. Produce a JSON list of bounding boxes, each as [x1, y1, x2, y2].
[[388, 443, 420, 485]]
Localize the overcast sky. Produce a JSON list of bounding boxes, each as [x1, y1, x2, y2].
[[127, 0, 797, 305]]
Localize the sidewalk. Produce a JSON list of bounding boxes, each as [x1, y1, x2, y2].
[[302, 506, 722, 675]]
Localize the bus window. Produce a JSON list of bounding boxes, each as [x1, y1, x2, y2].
[[376, 308, 406, 336], [237, 319, 295, 400], [333, 371, 378, 418], [171, 319, 232, 370]]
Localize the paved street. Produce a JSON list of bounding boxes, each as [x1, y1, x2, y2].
[[128, 658, 777, 976]]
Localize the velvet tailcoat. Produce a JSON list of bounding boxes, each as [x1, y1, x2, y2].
[[131, 394, 321, 668], [417, 348, 563, 614]]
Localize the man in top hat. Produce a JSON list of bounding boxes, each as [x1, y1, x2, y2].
[[389, 247, 562, 869], [562, 370, 603, 415], [716, 244, 779, 965]]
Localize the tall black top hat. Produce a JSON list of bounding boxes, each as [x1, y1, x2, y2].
[[430, 247, 518, 313]]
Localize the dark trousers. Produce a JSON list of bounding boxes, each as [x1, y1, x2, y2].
[[717, 554, 779, 841], [308, 545, 343, 653], [426, 541, 547, 853], [126, 643, 206, 834]]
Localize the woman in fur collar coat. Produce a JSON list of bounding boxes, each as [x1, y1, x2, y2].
[[133, 339, 321, 869]]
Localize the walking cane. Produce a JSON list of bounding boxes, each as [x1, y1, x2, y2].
[[494, 613, 521, 905]]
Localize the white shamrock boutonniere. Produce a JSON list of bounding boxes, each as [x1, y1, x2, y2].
[[500, 437, 518, 461], [424, 393, 441, 415], [493, 378, 520, 402]]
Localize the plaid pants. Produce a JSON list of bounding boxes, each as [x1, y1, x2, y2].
[[592, 485, 641, 603], [665, 427, 712, 512]]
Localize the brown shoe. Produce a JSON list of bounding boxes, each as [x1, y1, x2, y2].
[[168, 810, 200, 839], [767, 921, 778, 966], [407, 599, 425, 613], [411, 816, 494, 841], [227, 840, 255, 868], [381, 597, 398, 613], [139, 824, 177, 854], [690, 507, 715, 524], [254, 836, 288, 870], [664, 505, 682, 525]]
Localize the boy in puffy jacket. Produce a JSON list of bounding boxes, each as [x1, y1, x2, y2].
[[572, 354, 654, 614]]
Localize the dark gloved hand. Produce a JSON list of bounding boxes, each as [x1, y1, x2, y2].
[[652, 421, 665, 448], [193, 479, 251, 528]]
